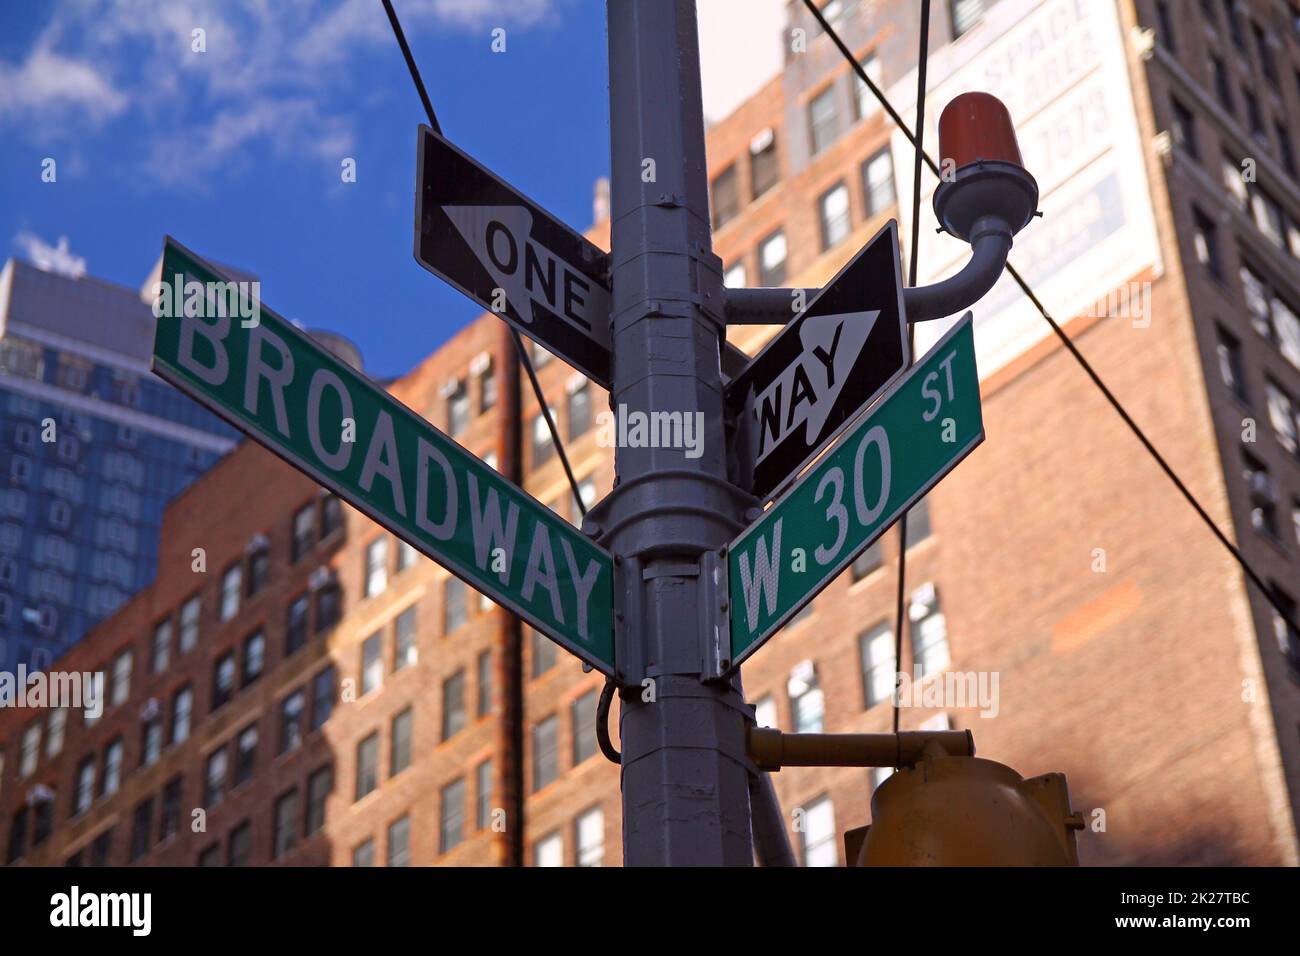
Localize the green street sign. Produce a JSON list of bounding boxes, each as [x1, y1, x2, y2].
[[150, 237, 616, 676], [727, 313, 983, 669]]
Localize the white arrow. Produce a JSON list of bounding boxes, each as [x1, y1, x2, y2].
[[749, 309, 878, 464], [442, 204, 610, 343]]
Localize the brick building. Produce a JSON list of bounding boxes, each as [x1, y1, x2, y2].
[[2, 0, 1299, 867]]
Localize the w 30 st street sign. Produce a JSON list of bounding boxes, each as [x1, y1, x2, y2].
[[727, 313, 983, 669], [151, 238, 616, 675]]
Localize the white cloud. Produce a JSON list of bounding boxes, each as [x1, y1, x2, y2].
[[0, 43, 126, 126], [14, 232, 88, 278], [0, 0, 562, 186]]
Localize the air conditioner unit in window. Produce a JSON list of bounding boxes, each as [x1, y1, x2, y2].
[[26, 783, 55, 806], [308, 566, 332, 590], [909, 582, 938, 621]]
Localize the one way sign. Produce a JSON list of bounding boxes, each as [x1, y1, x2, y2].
[[414, 125, 613, 386], [728, 221, 909, 501]]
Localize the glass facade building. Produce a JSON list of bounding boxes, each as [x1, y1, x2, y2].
[[0, 257, 238, 675]]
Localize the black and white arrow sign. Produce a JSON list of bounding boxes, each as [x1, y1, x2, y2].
[[413, 126, 613, 386], [728, 220, 910, 501]]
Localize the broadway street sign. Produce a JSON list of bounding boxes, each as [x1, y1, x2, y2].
[[727, 313, 982, 669], [151, 237, 616, 675], [413, 126, 613, 385], [727, 220, 909, 502]]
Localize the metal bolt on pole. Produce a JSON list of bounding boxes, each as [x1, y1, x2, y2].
[[598, 0, 758, 865]]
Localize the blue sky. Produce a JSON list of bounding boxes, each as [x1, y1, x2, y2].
[[0, 0, 621, 380]]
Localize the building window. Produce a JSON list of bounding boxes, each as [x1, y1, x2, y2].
[[442, 670, 467, 740], [8, 809, 29, 863], [476, 759, 493, 829], [1266, 380, 1299, 455], [531, 413, 555, 467], [818, 181, 852, 250], [128, 796, 152, 863], [531, 627, 556, 677], [1155, 0, 1175, 50], [444, 577, 468, 633], [572, 689, 597, 766], [711, 163, 741, 230], [1192, 206, 1222, 279], [1212, 56, 1234, 111], [241, 630, 265, 687], [151, 619, 172, 674], [754, 694, 778, 729], [97, 738, 122, 799], [808, 85, 841, 155], [1274, 587, 1300, 679], [196, 842, 220, 867], [387, 815, 411, 867], [72, 755, 95, 816], [910, 583, 950, 677], [353, 840, 375, 867], [212, 651, 236, 711], [567, 378, 593, 440], [861, 149, 896, 216], [440, 778, 466, 853], [321, 493, 344, 538], [532, 715, 559, 791], [788, 660, 824, 733], [32, 798, 53, 849], [361, 631, 383, 696], [391, 707, 413, 777], [159, 776, 182, 842], [1243, 87, 1266, 141], [46, 707, 67, 758], [305, 764, 332, 836], [292, 504, 315, 561], [907, 497, 932, 545], [365, 536, 389, 598], [285, 593, 309, 656], [479, 360, 497, 412], [750, 128, 780, 199], [19, 722, 40, 778], [109, 650, 132, 707], [476, 650, 493, 718], [246, 543, 270, 597], [758, 229, 788, 287], [171, 685, 193, 744], [535, 831, 563, 867], [203, 747, 227, 809], [272, 789, 299, 860], [315, 577, 342, 632], [397, 539, 418, 572], [179, 595, 200, 654], [853, 53, 883, 120], [1241, 265, 1300, 369], [1244, 452, 1280, 537], [447, 380, 471, 437], [393, 605, 418, 671], [852, 539, 883, 580], [280, 689, 306, 754], [723, 260, 747, 288], [355, 732, 380, 800], [1217, 326, 1248, 401], [141, 711, 163, 768], [799, 795, 838, 866], [234, 723, 258, 786], [220, 563, 242, 621], [576, 806, 604, 867], [304, 668, 333, 734], [228, 820, 252, 867], [1222, 0, 1244, 48], [860, 622, 896, 707]]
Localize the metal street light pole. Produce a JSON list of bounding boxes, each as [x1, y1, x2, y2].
[[600, 0, 757, 865]]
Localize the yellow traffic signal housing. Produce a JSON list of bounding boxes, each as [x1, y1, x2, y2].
[[846, 753, 1085, 866]]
